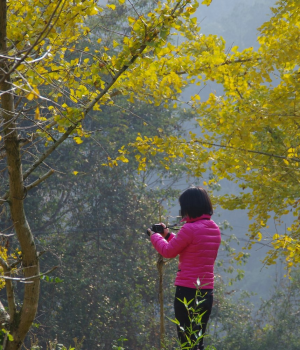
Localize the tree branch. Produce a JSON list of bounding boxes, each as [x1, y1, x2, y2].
[[1, 266, 58, 282], [23, 124, 79, 181], [192, 139, 300, 163], [25, 169, 55, 192]]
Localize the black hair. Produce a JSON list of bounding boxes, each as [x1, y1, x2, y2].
[[179, 187, 213, 219]]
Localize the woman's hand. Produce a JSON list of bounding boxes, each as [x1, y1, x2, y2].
[[147, 223, 169, 238], [160, 223, 169, 238], [147, 228, 154, 237]]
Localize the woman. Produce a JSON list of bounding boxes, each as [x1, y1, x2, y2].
[[148, 187, 221, 350]]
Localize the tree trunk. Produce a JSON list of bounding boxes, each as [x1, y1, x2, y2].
[[0, 0, 40, 348]]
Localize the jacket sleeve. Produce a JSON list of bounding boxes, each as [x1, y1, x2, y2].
[[150, 226, 192, 258], [167, 233, 175, 242]]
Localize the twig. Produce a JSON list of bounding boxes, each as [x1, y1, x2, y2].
[[25, 169, 55, 191], [23, 123, 80, 181], [192, 139, 300, 163], [0, 47, 51, 64], [0, 266, 59, 283]]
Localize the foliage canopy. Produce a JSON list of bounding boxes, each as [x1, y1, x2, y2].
[[130, 0, 300, 269]]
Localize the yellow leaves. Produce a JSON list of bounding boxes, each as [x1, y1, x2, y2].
[[73, 171, 79, 175], [69, 89, 77, 103], [87, 7, 99, 15], [257, 232, 262, 242], [57, 125, 65, 133], [26, 87, 40, 101], [118, 0, 126, 3], [201, 0, 212, 5], [234, 251, 247, 261], [128, 93, 135, 103], [185, 6, 196, 14], [287, 148, 298, 159], [75, 85, 89, 99], [73, 137, 83, 144], [190, 17, 197, 25], [128, 17, 136, 24], [107, 4, 116, 10], [35, 107, 40, 120], [194, 94, 201, 101], [269, 232, 300, 269], [116, 155, 129, 163]]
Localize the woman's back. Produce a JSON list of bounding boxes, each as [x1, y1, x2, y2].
[[150, 214, 221, 289], [176, 215, 221, 289]]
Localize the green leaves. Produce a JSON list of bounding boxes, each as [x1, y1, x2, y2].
[[41, 275, 64, 283]]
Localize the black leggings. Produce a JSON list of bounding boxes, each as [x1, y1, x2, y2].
[[174, 286, 213, 350]]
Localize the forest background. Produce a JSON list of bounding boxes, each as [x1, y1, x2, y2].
[[1, 0, 300, 349]]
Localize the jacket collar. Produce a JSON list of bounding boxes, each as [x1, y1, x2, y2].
[[180, 214, 211, 223]]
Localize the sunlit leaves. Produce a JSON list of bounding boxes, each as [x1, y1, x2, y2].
[[7, 0, 206, 150], [123, 0, 300, 269], [201, 0, 212, 5], [106, 4, 116, 10]]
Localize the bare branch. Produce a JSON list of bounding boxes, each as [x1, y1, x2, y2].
[[0, 233, 14, 237], [0, 266, 58, 282], [192, 139, 300, 163], [25, 169, 55, 192], [23, 123, 79, 181], [0, 47, 51, 64]]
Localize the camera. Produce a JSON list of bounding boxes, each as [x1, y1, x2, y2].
[[146, 224, 165, 236]]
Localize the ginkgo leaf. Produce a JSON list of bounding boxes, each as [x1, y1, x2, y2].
[[107, 4, 116, 10], [35, 107, 40, 120], [74, 137, 83, 144], [26, 88, 40, 101]]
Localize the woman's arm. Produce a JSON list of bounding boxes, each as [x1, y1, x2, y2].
[[150, 226, 192, 258]]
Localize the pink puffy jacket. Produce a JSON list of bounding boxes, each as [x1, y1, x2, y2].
[[150, 215, 221, 289]]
